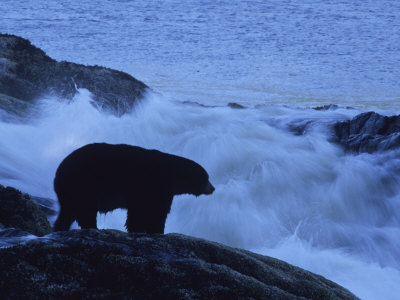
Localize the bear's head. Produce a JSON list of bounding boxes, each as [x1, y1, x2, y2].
[[171, 157, 215, 197]]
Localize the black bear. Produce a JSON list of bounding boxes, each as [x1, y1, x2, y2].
[[53, 143, 214, 233]]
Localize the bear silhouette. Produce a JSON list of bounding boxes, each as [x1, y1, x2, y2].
[[53, 143, 215, 233]]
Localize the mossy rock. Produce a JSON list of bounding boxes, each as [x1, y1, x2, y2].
[[0, 184, 52, 236]]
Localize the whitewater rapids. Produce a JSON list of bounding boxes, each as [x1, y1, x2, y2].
[[0, 90, 399, 299]]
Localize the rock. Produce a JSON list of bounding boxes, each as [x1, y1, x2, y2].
[[0, 228, 36, 248], [312, 104, 354, 111], [31, 195, 58, 218], [0, 185, 52, 236], [0, 93, 32, 120], [287, 119, 315, 136], [313, 104, 340, 111], [332, 112, 400, 153], [182, 101, 216, 108], [227, 102, 246, 109], [0, 34, 148, 116], [0, 229, 358, 299], [284, 110, 400, 154], [182, 101, 247, 110]]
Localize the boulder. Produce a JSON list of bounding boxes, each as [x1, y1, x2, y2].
[[333, 112, 400, 153], [284, 110, 400, 154], [227, 102, 246, 109], [0, 34, 148, 116], [0, 229, 358, 299], [0, 185, 52, 236]]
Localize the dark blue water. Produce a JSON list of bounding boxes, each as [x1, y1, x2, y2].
[[2, 0, 400, 107]]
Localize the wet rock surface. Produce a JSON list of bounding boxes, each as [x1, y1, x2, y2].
[[227, 102, 246, 109], [0, 185, 52, 236], [284, 108, 400, 154], [0, 229, 358, 299], [0, 185, 357, 299], [312, 104, 354, 111], [333, 111, 400, 153], [0, 33, 148, 117]]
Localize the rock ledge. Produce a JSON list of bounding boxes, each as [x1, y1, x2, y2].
[[0, 229, 358, 299], [0, 33, 148, 116]]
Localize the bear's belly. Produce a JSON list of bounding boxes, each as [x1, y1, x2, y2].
[[96, 195, 128, 213]]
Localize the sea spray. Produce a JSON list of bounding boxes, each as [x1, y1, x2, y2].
[[0, 90, 400, 298], [258, 234, 400, 300]]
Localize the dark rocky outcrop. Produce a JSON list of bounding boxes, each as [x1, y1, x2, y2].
[[0, 185, 52, 236], [333, 111, 400, 153], [284, 110, 400, 154], [0, 229, 358, 299], [0, 34, 148, 116], [0, 185, 358, 298]]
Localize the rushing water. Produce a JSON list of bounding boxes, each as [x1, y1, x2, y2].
[[1, 1, 400, 299]]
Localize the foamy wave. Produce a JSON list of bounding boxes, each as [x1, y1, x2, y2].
[[0, 90, 399, 298]]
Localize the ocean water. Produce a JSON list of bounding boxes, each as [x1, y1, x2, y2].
[[1, 1, 400, 299]]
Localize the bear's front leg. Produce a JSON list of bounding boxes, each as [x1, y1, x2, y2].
[[126, 207, 167, 234]]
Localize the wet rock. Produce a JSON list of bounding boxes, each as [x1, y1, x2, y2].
[[0, 185, 52, 236], [287, 119, 315, 136], [31, 195, 58, 218], [313, 104, 340, 111], [312, 104, 354, 111], [182, 100, 216, 108], [333, 112, 400, 153], [0, 228, 36, 248], [227, 102, 246, 109], [0, 229, 358, 299], [0, 33, 148, 117], [0, 93, 32, 120]]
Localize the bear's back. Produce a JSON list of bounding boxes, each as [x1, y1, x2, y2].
[[54, 143, 172, 195]]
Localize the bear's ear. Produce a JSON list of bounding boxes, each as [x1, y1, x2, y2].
[[203, 181, 215, 195]]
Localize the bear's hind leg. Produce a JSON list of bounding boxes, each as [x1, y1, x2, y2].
[[76, 208, 98, 230], [53, 207, 75, 231]]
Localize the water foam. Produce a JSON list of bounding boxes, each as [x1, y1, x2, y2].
[[0, 90, 399, 298]]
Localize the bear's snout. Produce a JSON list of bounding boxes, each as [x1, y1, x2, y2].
[[204, 181, 215, 195]]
